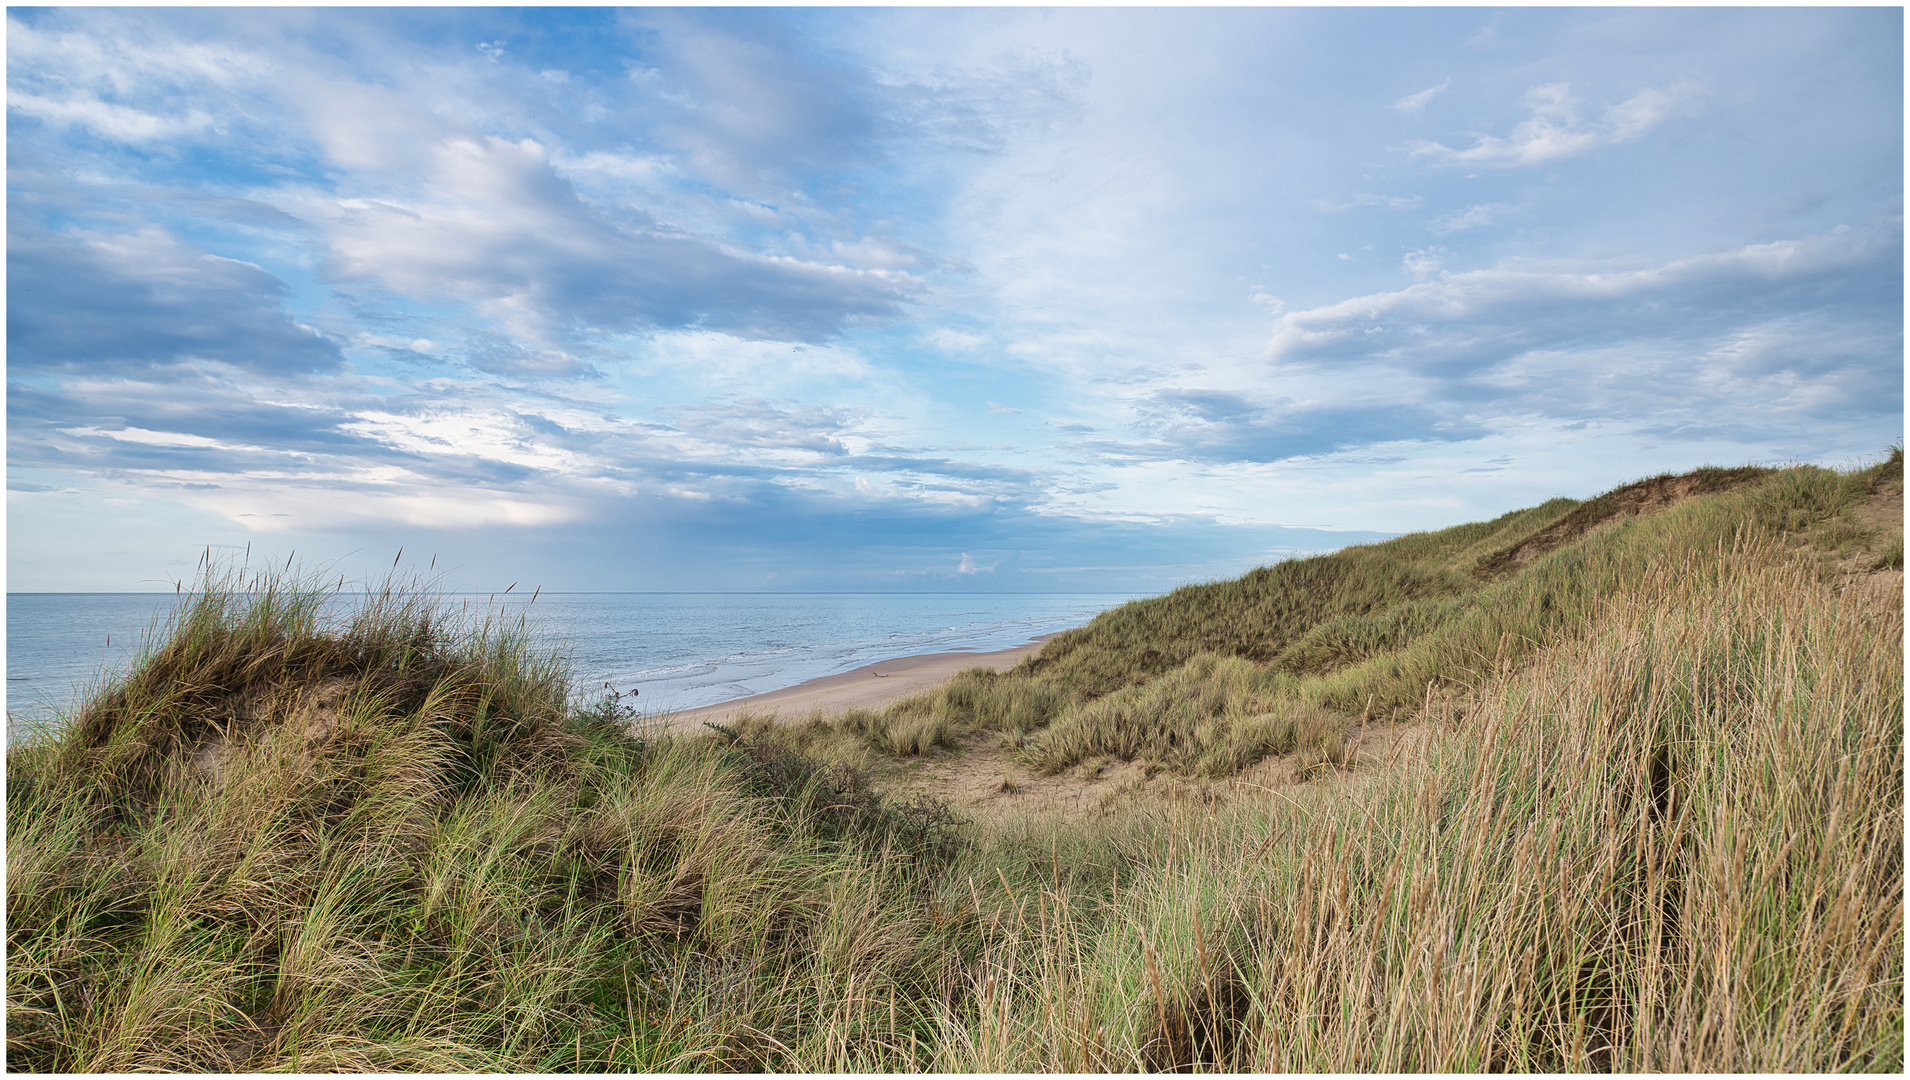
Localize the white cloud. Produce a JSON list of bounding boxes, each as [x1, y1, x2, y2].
[[1430, 202, 1513, 234], [59, 425, 233, 450], [6, 16, 268, 96], [956, 552, 998, 574], [1272, 227, 1889, 366], [339, 408, 588, 476], [550, 149, 679, 185], [297, 80, 453, 173], [1400, 247, 1447, 279], [1391, 78, 1449, 117], [8, 7, 1900, 590], [1261, 224, 1901, 443], [1408, 81, 1701, 168], [200, 486, 582, 532], [829, 234, 929, 271], [635, 12, 890, 197], [8, 91, 215, 142], [6, 16, 277, 150], [281, 132, 911, 353]]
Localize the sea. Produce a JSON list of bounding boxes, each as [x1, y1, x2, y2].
[[4, 591, 1142, 736]]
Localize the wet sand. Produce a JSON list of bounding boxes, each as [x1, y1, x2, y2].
[[650, 637, 1052, 731]]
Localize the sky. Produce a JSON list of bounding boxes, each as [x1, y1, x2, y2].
[[6, 5, 1903, 593]]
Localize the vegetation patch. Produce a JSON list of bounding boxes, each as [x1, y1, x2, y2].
[[817, 453, 1899, 785], [8, 449, 1901, 1070]]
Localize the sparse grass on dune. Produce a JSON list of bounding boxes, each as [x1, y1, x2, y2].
[[931, 532, 1901, 1071], [1018, 653, 1348, 778], [6, 451, 1902, 1071]]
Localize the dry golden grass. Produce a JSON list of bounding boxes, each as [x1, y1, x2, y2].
[[7, 450, 1901, 1071], [941, 536, 1900, 1070]]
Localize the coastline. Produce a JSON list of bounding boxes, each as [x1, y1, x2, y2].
[[650, 634, 1055, 731]]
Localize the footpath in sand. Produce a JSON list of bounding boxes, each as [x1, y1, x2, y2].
[[653, 638, 1051, 732]]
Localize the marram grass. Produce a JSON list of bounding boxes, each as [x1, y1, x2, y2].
[[6, 454, 1902, 1071]]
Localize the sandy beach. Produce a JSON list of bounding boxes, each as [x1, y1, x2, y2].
[[652, 636, 1052, 731]]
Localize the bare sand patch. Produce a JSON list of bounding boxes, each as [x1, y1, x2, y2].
[[1852, 480, 1904, 534], [1830, 481, 1904, 604], [894, 715, 1431, 826]]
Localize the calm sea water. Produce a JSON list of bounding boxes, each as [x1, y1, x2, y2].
[[5, 592, 1140, 732]]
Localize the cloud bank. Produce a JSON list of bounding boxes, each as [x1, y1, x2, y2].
[[7, 7, 1901, 592]]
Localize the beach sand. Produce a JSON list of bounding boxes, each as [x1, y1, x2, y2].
[[651, 637, 1051, 731]]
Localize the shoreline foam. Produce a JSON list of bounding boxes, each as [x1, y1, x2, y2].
[[650, 635, 1054, 730]]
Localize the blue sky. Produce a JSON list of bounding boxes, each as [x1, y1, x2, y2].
[[7, 6, 1903, 593]]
